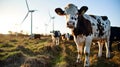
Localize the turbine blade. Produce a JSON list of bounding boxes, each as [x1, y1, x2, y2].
[[25, 0, 30, 11], [48, 11, 52, 18], [48, 11, 55, 19], [21, 12, 29, 24]]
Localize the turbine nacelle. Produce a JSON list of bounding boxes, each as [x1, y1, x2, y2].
[[29, 10, 37, 12]]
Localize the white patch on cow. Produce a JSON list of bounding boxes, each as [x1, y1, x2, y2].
[[65, 4, 78, 15]]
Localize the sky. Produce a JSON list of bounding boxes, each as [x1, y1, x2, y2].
[[0, 0, 120, 34]]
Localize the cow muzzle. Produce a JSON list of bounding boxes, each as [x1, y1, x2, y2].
[[67, 21, 75, 28]]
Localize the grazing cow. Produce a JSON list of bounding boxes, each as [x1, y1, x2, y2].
[[55, 4, 110, 66], [109, 26, 120, 51], [51, 31, 61, 45], [33, 34, 41, 39]]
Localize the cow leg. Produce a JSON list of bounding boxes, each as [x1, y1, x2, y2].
[[53, 38, 55, 45], [98, 41, 103, 57], [74, 36, 84, 63], [56, 38, 58, 45], [84, 36, 92, 67], [105, 41, 110, 58], [76, 43, 84, 63], [56, 37, 59, 45], [55, 38, 58, 45], [58, 37, 60, 45]]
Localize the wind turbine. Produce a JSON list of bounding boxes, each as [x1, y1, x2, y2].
[[21, 0, 36, 38], [49, 11, 55, 32]]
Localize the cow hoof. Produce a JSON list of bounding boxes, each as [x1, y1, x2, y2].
[[106, 56, 110, 59], [84, 60, 90, 67], [84, 64, 89, 67], [106, 56, 111, 59], [76, 59, 81, 64], [84, 66, 89, 67]]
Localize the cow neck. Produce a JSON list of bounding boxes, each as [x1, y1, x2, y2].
[[72, 15, 93, 37]]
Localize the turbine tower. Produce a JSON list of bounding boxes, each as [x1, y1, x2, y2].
[[21, 0, 36, 38], [49, 11, 55, 32]]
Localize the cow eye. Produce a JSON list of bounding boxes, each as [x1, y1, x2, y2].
[[71, 17, 74, 20], [74, 18, 77, 20]]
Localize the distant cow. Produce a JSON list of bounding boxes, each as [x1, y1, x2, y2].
[[34, 34, 41, 39], [55, 4, 110, 66], [61, 34, 66, 41], [109, 26, 120, 51], [51, 31, 61, 45], [61, 33, 73, 41]]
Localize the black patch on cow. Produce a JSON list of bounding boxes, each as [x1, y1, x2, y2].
[[91, 23, 95, 26], [101, 16, 108, 21], [106, 22, 108, 25], [78, 6, 88, 15], [72, 15, 93, 37], [89, 15, 96, 19], [97, 19, 104, 37], [102, 23, 104, 25], [55, 8, 65, 15], [96, 29, 99, 31], [53, 31, 60, 37]]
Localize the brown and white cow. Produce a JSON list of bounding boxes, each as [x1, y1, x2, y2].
[[55, 4, 110, 67]]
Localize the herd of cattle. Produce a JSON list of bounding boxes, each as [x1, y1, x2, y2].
[[51, 26, 120, 51], [53, 4, 120, 67]]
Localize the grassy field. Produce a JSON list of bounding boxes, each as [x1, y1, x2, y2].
[[0, 34, 120, 67]]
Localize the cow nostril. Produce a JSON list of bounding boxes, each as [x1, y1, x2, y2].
[[67, 23, 69, 25], [73, 23, 75, 25]]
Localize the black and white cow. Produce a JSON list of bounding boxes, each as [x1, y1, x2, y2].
[[51, 31, 61, 45], [109, 26, 120, 51], [61, 33, 73, 41], [55, 4, 110, 66]]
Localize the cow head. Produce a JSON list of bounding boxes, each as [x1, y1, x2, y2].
[[55, 4, 88, 29]]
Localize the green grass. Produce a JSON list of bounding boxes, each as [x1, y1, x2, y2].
[[0, 34, 120, 67], [0, 51, 21, 60]]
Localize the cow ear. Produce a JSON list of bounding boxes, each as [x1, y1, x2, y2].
[[55, 8, 65, 16], [78, 6, 88, 15]]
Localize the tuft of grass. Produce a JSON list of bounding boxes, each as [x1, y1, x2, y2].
[[21, 56, 51, 67], [0, 43, 14, 48], [15, 45, 35, 56], [9, 39, 18, 42], [0, 51, 22, 61], [3, 51, 25, 67]]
